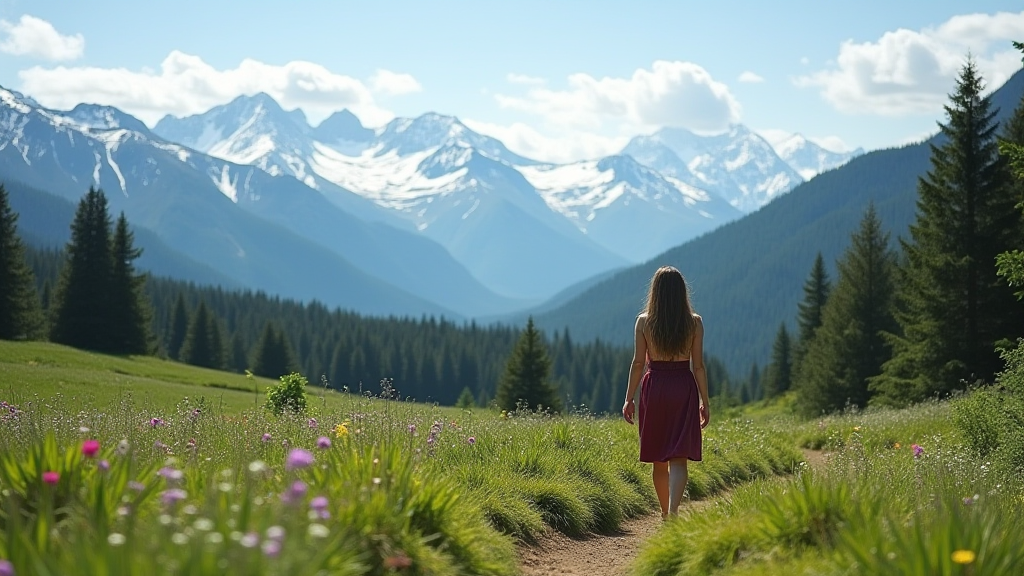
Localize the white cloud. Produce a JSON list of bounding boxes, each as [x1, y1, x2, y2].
[[796, 10, 1024, 115], [462, 118, 627, 163], [495, 60, 741, 133], [506, 73, 545, 85], [800, 57, 810, 66], [369, 69, 422, 96], [738, 71, 765, 83], [16, 51, 417, 126], [0, 15, 83, 61]]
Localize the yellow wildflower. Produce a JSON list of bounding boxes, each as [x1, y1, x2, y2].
[[334, 422, 350, 438], [852, 426, 861, 432], [894, 442, 901, 449], [951, 550, 976, 564]]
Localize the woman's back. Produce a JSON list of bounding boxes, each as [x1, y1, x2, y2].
[[639, 313, 698, 362]]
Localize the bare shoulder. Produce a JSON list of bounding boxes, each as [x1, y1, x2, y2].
[[693, 314, 704, 330], [636, 313, 648, 327]]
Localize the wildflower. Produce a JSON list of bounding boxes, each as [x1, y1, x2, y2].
[[285, 448, 314, 471], [116, 439, 130, 455], [266, 526, 285, 542], [852, 426, 861, 432], [334, 422, 349, 438], [98, 460, 110, 472], [467, 436, 476, 445], [261, 433, 272, 443], [107, 533, 126, 546], [150, 417, 164, 428], [187, 438, 196, 450], [240, 532, 259, 548], [407, 424, 416, 434], [248, 460, 268, 474], [912, 444, 924, 458], [261, 539, 281, 557], [308, 418, 318, 429], [158, 467, 184, 482], [160, 488, 188, 506], [951, 550, 976, 564], [894, 442, 901, 449], [280, 480, 307, 504], [42, 471, 59, 485], [316, 436, 331, 450], [310, 496, 329, 519], [963, 494, 979, 506], [127, 481, 145, 492], [0, 559, 14, 576], [79, 426, 91, 433], [308, 523, 330, 538]]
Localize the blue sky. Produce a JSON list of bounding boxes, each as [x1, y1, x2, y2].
[[1, 1, 1023, 162]]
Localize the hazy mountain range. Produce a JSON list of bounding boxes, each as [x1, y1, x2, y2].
[[1, 82, 860, 323]]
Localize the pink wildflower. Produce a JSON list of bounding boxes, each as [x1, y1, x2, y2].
[[316, 436, 331, 449], [82, 439, 100, 458], [42, 471, 59, 485], [285, 448, 315, 471], [912, 444, 924, 458]]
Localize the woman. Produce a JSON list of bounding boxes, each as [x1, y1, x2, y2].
[[622, 266, 710, 518]]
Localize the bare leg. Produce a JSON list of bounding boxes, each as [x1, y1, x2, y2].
[[652, 461, 669, 518], [668, 458, 689, 515]]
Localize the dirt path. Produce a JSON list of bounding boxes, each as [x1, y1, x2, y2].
[[516, 450, 828, 575]]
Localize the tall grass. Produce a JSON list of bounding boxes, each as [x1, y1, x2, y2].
[[0, 379, 801, 575], [632, 400, 1024, 575]]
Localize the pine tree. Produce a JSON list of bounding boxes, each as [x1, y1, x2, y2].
[[50, 188, 114, 351], [763, 323, 792, 399], [166, 293, 189, 360], [798, 205, 899, 414], [0, 184, 43, 340], [180, 301, 221, 369], [874, 59, 1024, 404], [996, 42, 1024, 300], [495, 318, 562, 412], [746, 362, 761, 402], [455, 386, 476, 408], [108, 213, 152, 354], [251, 321, 297, 379], [793, 253, 832, 374]]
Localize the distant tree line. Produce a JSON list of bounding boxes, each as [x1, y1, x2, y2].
[[756, 56, 1024, 414], [5, 184, 738, 412]]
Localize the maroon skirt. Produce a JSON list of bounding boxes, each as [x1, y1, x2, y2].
[[638, 360, 702, 463]]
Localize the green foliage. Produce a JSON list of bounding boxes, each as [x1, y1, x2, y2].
[[877, 60, 1024, 404], [793, 252, 831, 377], [495, 318, 562, 413], [166, 293, 189, 360], [455, 387, 476, 409], [265, 372, 308, 415], [763, 323, 792, 399], [250, 322, 297, 379], [0, 183, 43, 340], [48, 189, 151, 355], [798, 205, 899, 415], [179, 301, 224, 370]]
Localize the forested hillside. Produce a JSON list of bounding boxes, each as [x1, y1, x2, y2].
[[537, 68, 1024, 376]]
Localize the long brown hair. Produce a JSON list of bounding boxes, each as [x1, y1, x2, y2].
[[643, 266, 696, 357]]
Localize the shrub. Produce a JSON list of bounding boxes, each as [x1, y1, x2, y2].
[[265, 372, 308, 415]]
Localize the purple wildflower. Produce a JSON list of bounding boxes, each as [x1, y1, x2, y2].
[[316, 436, 331, 450], [158, 467, 183, 482], [285, 448, 315, 471], [261, 539, 281, 558], [467, 436, 476, 445], [912, 444, 924, 458], [98, 459, 110, 472], [261, 433, 272, 443], [240, 532, 259, 548], [0, 559, 13, 576], [308, 418, 318, 429], [310, 495, 330, 519], [407, 424, 416, 434], [160, 488, 188, 506], [127, 481, 145, 492], [149, 417, 164, 428], [280, 480, 307, 504]]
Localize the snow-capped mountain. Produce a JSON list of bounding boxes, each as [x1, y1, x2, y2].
[[156, 98, 630, 300], [773, 134, 862, 180], [519, 155, 742, 261], [622, 125, 805, 213], [154, 95, 763, 295], [0, 85, 526, 318]]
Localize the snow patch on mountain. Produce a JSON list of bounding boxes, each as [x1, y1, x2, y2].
[[774, 133, 863, 180]]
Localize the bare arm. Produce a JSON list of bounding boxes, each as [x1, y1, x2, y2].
[[691, 315, 710, 428], [622, 315, 648, 424]]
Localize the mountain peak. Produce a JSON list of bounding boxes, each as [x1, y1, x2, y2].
[[67, 103, 150, 134], [312, 108, 373, 144]]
